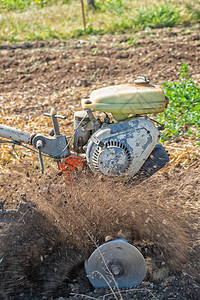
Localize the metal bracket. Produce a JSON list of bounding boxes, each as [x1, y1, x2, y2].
[[32, 134, 70, 158], [81, 118, 101, 132]]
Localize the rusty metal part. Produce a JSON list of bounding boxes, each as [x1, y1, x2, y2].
[[57, 154, 84, 186]]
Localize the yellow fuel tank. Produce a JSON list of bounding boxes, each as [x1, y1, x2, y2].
[[82, 83, 167, 121]]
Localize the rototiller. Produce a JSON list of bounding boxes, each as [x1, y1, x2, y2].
[[0, 76, 169, 289]]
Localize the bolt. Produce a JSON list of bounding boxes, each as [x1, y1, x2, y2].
[[85, 99, 92, 104], [111, 265, 121, 276]]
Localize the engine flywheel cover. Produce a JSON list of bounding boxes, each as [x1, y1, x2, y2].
[[86, 117, 159, 177], [97, 146, 128, 175], [92, 140, 132, 176], [85, 239, 147, 289]]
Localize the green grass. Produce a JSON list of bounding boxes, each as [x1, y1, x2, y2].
[[0, 0, 200, 42], [0, 0, 71, 10], [157, 64, 200, 145], [134, 4, 180, 29]]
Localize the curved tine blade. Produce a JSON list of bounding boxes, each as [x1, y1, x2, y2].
[[85, 239, 146, 289]]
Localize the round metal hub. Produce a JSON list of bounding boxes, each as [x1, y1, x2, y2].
[[107, 260, 124, 277], [111, 265, 121, 276]]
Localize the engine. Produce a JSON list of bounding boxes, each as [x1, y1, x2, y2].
[[73, 113, 160, 177], [87, 117, 160, 177], [73, 78, 168, 178]]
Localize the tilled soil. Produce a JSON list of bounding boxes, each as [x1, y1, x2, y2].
[[0, 25, 200, 121], [0, 25, 200, 299], [0, 26, 200, 95], [0, 163, 199, 299]]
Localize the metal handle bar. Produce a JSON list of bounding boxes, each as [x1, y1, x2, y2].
[[0, 124, 30, 144]]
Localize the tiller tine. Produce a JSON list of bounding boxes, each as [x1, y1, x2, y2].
[[57, 155, 84, 187], [85, 239, 147, 289]]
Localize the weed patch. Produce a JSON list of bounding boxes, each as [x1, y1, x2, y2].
[[157, 64, 200, 144], [95, 0, 125, 15], [134, 4, 180, 29]]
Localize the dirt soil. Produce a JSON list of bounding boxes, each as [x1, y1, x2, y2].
[[0, 25, 200, 299]]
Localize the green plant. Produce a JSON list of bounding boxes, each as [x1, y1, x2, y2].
[[95, 0, 124, 15], [71, 25, 105, 37], [134, 4, 180, 29], [0, 0, 71, 10], [157, 64, 200, 145], [185, 3, 200, 21]]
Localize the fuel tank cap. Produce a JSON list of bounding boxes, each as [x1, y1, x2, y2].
[[134, 76, 149, 84]]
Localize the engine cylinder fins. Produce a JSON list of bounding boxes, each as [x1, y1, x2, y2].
[[92, 140, 132, 176], [85, 239, 147, 289]]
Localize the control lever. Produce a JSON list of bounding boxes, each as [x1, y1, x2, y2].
[[44, 107, 66, 136]]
